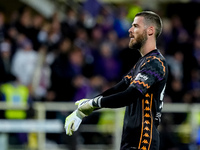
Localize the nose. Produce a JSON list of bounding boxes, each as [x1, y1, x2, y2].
[[128, 27, 131, 33], [128, 26, 133, 33]]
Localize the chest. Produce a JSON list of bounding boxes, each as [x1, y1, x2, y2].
[[126, 58, 146, 82]]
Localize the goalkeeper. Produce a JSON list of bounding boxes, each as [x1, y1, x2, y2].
[[65, 11, 168, 150]]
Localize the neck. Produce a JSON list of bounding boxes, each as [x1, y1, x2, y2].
[[139, 38, 157, 56]]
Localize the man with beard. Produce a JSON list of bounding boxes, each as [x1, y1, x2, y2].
[[65, 11, 168, 150]]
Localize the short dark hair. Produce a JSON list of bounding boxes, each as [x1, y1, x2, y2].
[[135, 11, 162, 38]]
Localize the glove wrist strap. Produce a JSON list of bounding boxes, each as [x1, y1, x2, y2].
[[92, 96, 103, 108]]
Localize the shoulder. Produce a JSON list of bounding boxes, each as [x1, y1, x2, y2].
[[145, 50, 167, 67], [141, 51, 167, 78]]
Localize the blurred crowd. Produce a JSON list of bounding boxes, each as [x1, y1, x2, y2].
[[0, 0, 200, 149], [0, 2, 143, 104]]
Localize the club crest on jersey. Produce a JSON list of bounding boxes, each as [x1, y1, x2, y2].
[[135, 73, 148, 82]]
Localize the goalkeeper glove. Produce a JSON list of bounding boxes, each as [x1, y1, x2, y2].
[[75, 96, 103, 118], [64, 96, 102, 136], [64, 109, 83, 136]]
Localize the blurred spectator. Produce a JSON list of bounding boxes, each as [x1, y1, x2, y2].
[[171, 15, 187, 44], [83, 0, 102, 18], [6, 26, 19, 56], [167, 78, 187, 125], [0, 40, 13, 84], [72, 75, 106, 101], [94, 42, 121, 82], [74, 27, 95, 77], [0, 75, 33, 145], [158, 18, 173, 54], [167, 78, 184, 103], [47, 18, 61, 51], [29, 15, 44, 50], [166, 15, 192, 56], [97, 5, 114, 34], [11, 36, 38, 87], [0, 12, 6, 42], [89, 25, 104, 50], [37, 22, 50, 46], [69, 47, 85, 76], [105, 30, 118, 52], [89, 75, 108, 97], [15, 7, 32, 39], [166, 51, 184, 80], [8, 10, 19, 27], [74, 27, 90, 55], [0, 75, 32, 119], [76, 9, 96, 29], [72, 75, 91, 101], [187, 69, 200, 103], [113, 7, 130, 38], [49, 38, 75, 102], [61, 7, 78, 40], [192, 36, 200, 67]]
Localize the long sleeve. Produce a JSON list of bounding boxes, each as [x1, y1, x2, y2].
[[100, 86, 143, 108], [99, 79, 129, 97]]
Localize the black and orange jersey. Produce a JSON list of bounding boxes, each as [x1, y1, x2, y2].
[[121, 49, 168, 150], [99, 49, 168, 150]]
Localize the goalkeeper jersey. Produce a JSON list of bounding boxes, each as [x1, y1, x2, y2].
[[120, 49, 168, 150], [99, 49, 168, 150]]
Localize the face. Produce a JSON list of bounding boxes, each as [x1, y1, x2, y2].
[[128, 16, 148, 49]]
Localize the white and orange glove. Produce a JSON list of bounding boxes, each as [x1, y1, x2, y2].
[[64, 96, 102, 136]]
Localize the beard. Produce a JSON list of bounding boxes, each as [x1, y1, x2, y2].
[[129, 30, 148, 50]]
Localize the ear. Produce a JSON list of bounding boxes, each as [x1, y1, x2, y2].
[[147, 26, 154, 36]]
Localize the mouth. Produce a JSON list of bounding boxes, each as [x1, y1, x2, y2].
[[129, 34, 134, 39], [130, 37, 135, 40]]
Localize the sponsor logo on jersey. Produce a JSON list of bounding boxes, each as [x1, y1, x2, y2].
[[135, 73, 148, 81]]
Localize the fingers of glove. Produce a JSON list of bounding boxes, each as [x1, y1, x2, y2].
[[64, 110, 82, 136], [75, 101, 80, 106], [64, 113, 74, 127], [75, 99, 88, 106], [75, 99, 86, 106], [73, 116, 82, 131], [65, 118, 82, 135], [65, 121, 74, 136], [64, 111, 75, 135]]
